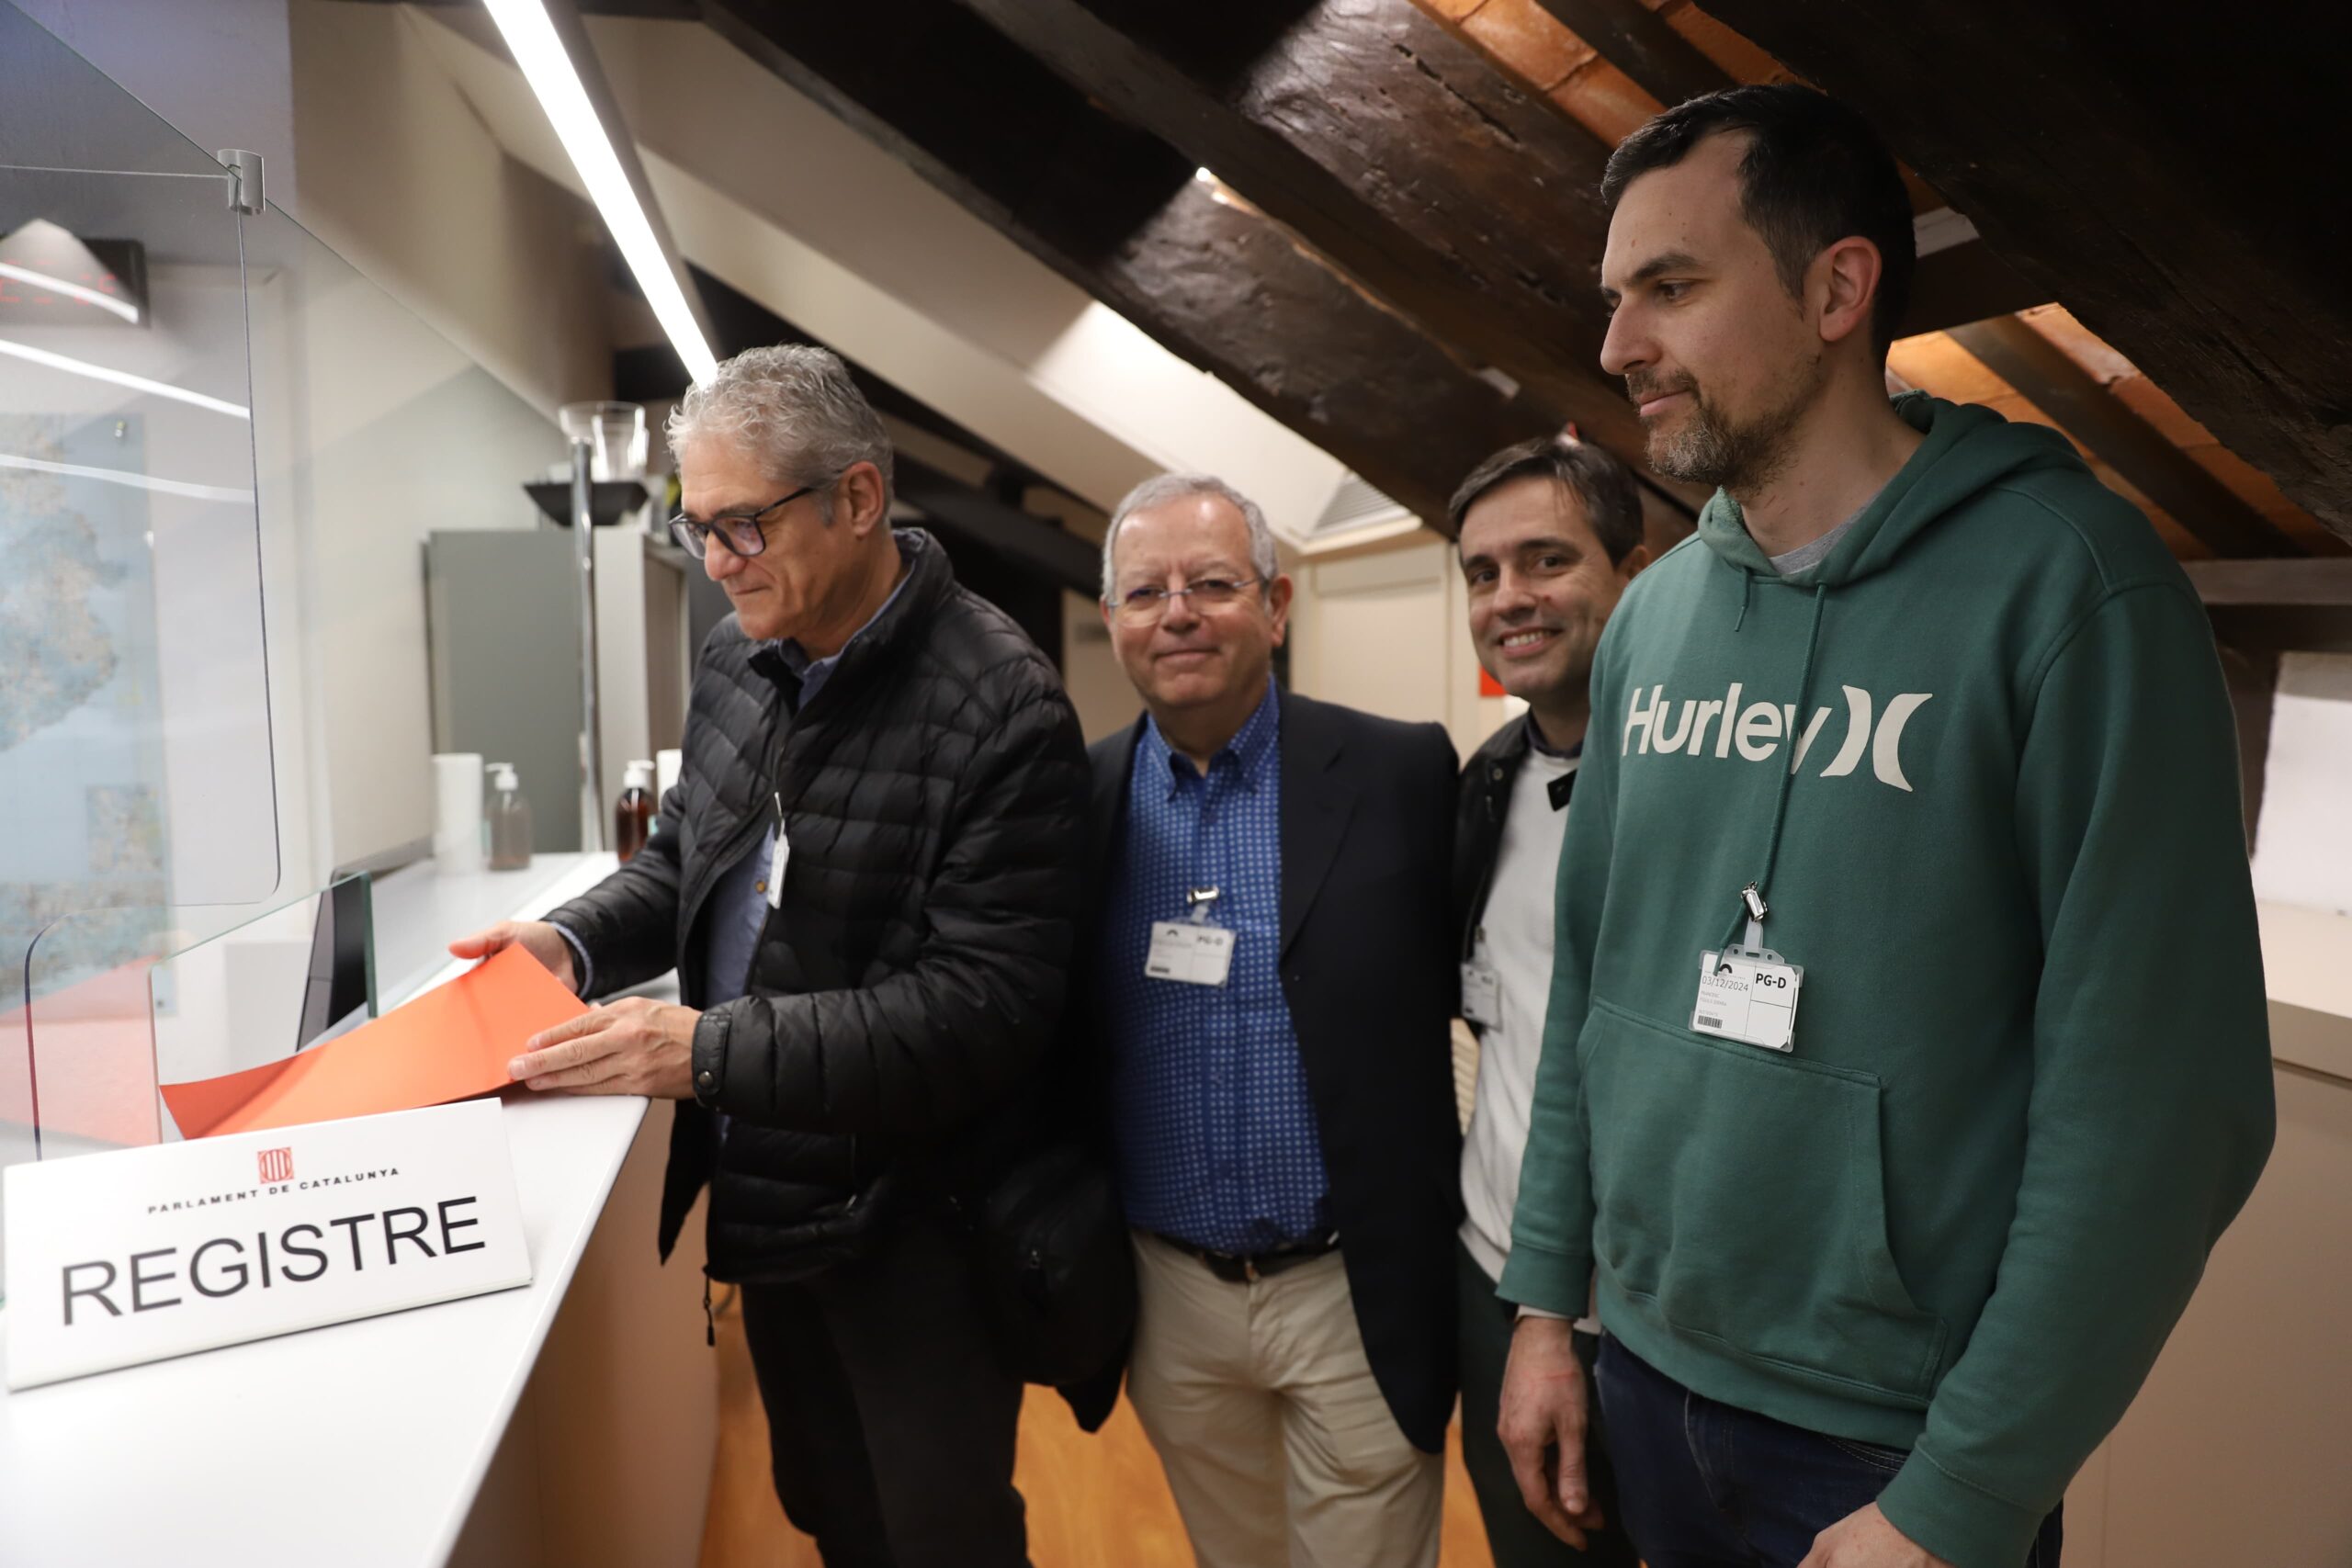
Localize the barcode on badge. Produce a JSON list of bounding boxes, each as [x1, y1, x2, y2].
[[1696, 1014, 1724, 1029]]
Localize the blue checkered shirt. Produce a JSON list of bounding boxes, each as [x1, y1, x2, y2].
[[1102, 681, 1329, 1253]]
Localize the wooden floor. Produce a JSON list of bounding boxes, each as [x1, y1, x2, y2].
[[695, 1288, 1497, 1568]]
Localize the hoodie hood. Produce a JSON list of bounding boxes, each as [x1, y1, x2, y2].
[[1696, 393, 2081, 587]]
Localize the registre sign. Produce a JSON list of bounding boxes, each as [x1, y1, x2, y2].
[[4, 1099, 531, 1390]]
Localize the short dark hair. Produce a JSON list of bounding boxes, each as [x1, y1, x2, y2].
[[1603, 85, 1916, 354], [1448, 434, 1645, 564]]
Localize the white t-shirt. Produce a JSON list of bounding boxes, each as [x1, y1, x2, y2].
[[1460, 743, 1582, 1300]]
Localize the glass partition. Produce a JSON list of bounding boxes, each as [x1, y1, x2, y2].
[[21, 874, 374, 1162], [0, 4, 240, 182], [0, 162, 280, 913], [0, 5, 287, 1301], [0, 3, 575, 1304]]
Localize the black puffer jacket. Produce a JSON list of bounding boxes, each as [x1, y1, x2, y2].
[[548, 532, 1088, 1284]]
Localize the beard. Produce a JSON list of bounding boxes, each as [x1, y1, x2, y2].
[[1632, 355, 1825, 491]]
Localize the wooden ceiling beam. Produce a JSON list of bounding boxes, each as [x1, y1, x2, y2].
[[1903, 231, 2046, 337], [697, 0, 1566, 529], [337, 0, 702, 15], [1693, 0, 2352, 544], [1949, 317, 2302, 559], [2188, 560, 2352, 655], [896, 456, 1102, 597], [944, 0, 1658, 465], [1531, 0, 1733, 108], [1476, 3, 2046, 337]]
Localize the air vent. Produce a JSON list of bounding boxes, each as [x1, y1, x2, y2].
[[1308, 470, 1413, 537]]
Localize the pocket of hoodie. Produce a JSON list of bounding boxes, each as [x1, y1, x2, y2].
[[1583, 999, 1948, 1404]]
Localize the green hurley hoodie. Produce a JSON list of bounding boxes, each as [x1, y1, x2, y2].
[[1498, 393, 2276, 1568]]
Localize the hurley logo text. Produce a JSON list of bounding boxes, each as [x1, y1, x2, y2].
[[1623, 682, 1934, 792]]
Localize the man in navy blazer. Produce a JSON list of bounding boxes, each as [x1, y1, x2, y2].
[[1072, 472, 1461, 1568]]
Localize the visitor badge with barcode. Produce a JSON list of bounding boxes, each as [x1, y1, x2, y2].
[[1691, 947, 1803, 1052], [1148, 921, 1236, 987]]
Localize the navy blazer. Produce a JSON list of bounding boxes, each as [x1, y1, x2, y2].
[[1071, 687, 1463, 1452]]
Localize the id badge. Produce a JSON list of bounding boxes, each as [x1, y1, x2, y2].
[[1147, 920, 1236, 986], [763, 793, 789, 910], [763, 827, 789, 910], [1691, 945, 1803, 1052], [1460, 961, 1501, 1027]]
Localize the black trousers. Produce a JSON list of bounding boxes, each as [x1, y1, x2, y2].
[[739, 1218, 1030, 1568], [1456, 1239, 1641, 1568]]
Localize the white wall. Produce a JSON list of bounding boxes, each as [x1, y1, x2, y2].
[[1285, 531, 1501, 761], [1060, 593, 1140, 744], [252, 249, 566, 873], [2058, 902, 2352, 1563], [287, 0, 611, 420]]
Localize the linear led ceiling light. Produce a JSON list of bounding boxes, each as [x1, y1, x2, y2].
[[481, 0, 718, 386], [0, 337, 249, 418]]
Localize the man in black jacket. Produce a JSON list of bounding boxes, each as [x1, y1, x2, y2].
[[449, 345, 1085, 1568], [1450, 435, 1649, 1565], [1078, 472, 1460, 1568]]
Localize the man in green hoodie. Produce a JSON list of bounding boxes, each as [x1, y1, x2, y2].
[[1494, 85, 2275, 1568]]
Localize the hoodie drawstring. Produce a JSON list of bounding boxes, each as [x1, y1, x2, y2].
[[1724, 581, 1828, 951], [1733, 571, 1754, 632]]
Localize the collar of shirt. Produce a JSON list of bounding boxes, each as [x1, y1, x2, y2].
[[761, 528, 922, 700], [1525, 717, 1584, 762], [1138, 676, 1281, 801]]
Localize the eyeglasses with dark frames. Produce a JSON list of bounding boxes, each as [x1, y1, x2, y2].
[[666, 480, 829, 558]]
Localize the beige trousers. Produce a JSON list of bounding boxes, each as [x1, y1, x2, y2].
[[1126, 1231, 1443, 1568]]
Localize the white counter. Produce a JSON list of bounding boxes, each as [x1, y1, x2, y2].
[[0, 853, 714, 1568]]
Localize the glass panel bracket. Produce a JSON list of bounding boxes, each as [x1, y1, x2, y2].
[[217, 148, 264, 215]]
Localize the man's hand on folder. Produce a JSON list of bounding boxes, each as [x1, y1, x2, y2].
[[507, 996, 700, 1100], [449, 919, 577, 995]]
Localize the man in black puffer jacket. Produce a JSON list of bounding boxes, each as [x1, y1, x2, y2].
[[450, 346, 1085, 1568]]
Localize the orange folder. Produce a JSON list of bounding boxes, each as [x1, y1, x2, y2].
[[158, 945, 588, 1139]]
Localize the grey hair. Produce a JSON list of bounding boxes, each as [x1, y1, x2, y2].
[[1101, 472, 1280, 603], [665, 344, 894, 512]]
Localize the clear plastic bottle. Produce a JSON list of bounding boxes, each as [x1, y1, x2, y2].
[[487, 763, 534, 872], [479, 762, 511, 868], [616, 759, 655, 863]]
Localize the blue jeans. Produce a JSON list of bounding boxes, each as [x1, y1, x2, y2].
[[1592, 1336, 2063, 1568]]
